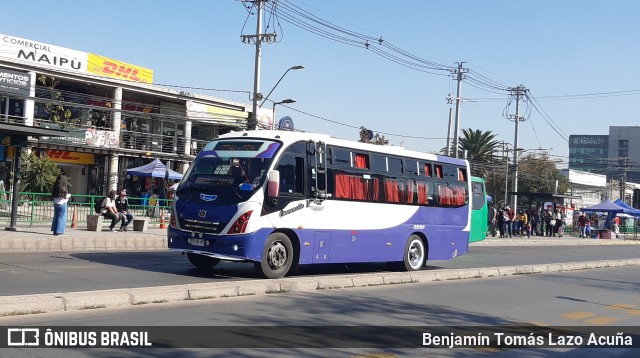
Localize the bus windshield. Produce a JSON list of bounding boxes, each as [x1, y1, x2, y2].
[[177, 139, 281, 204]]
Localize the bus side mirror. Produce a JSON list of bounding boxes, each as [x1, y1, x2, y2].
[[267, 170, 280, 198]]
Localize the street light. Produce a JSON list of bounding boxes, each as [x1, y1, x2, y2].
[[272, 98, 296, 130], [258, 65, 304, 109]]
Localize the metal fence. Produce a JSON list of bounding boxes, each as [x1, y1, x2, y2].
[[0, 191, 172, 228]]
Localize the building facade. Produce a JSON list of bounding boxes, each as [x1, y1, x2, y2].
[[608, 126, 640, 185], [0, 33, 250, 199], [568, 134, 609, 175]]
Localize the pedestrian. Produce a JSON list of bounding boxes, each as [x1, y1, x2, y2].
[[516, 210, 527, 237], [532, 207, 541, 236], [51, 173, 71, 236], [488, 203, 497, 237], [578, 213, 587, 238], [554, 209, 563, 237], [496, 208, 504, 238], [502, 207, 512, 238], [101, 190, 124, 232], [544, 210, 554, 237], [115, 189, 134, 231]]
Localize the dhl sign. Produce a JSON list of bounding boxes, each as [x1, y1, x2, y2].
[[47, 150, 95, 165], [87, 53, 153, 83]]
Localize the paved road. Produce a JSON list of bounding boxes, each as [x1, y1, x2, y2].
[[1, 245, 640, 296], [2, 266, 639, 357]]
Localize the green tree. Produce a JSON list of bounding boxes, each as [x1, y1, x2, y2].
[[37, 75, 73, 126], [517, 153, 570, 195], [484, 152, 570, 208], [358, 126, 390, 145], [19, 151, 61, 194], [457, 128, 500, 176]]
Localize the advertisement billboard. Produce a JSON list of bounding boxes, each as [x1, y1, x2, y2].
[[0, 33, 152, 83]]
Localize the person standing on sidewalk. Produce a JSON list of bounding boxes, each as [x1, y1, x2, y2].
[[578, 213, 587, 238], [51, 173, 71, 236], [115, 190, 134, 231], [488, 203, 497, 237], [101, 190, 124, 232]]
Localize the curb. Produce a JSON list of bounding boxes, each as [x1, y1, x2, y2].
[[2, 258, 639, 317], [0, 237, 168, 252]]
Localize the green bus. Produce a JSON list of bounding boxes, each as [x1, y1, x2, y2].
[[470, 176, 488, 242]]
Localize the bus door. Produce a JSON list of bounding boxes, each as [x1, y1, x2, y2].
[[309, 141, 328, 202], [470, 177, 488, 242]]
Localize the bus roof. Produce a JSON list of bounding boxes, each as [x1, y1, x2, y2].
[[217, 130, 468, 166]]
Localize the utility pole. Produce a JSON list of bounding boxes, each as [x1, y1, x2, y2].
[[508, 85, 528, 210], [241, 0, 276, 130], [502, 141, 509, 207], [446, 107, 453, 156], [620, 157, 628, 201], [450, 62, 467, 158]]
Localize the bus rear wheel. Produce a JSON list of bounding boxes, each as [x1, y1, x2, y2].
[[254, 233, 293, 279], [390, 235, 425, 271], [187, 252, 221, 270]]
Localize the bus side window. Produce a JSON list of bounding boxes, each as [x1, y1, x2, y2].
[[276, 155, 304, 196], [434, 165, 443, 178], [472, 182, 485, 210], [458, 168, 468, 182]]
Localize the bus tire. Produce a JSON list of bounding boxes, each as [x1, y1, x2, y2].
[[254, 232, 293, 279], [390, 235, 425, 271], [187, 252, 221, 270]]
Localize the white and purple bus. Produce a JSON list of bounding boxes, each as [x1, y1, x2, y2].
[[168, 130, 471, 278]]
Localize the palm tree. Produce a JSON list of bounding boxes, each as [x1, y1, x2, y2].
[[457, 128, 500, 176]]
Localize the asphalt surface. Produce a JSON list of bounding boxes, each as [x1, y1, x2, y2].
[[0, 225, 639, 317]]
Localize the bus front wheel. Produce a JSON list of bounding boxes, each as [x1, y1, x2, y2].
[[255, 233, 293, 279], [187, 252, 221, 270]]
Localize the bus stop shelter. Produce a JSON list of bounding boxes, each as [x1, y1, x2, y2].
[[508, 191, 581, 211]]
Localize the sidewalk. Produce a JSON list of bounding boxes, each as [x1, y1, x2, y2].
[[0, 225, 167, 252], [471, 235, 640, 246]]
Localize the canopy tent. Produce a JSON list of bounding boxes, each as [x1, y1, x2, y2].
[[580, 199, 630, 214], [613, 199, 640, 216], [126, 159, 183, 180]]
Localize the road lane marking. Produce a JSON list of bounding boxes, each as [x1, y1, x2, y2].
[[584, 316, 618, 325], [561, 311, 596, 320]]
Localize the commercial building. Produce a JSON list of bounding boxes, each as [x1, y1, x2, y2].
[[568, 134, 609, 175], [568, 129, 640, 207], [0, 33, 251, 198]]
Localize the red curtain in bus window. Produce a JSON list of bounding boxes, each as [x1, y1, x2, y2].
[[354, 154, 368, 169], [335, 173, 350, 199], [438, 185, 453, 206], [454, 186, 467, 205], [424, 165, 431, 177], [357, 177, 371, 200], [417, 183, 428, 204], [406, 180, 415, 204], [336, 173, 370, 200], [384, 179, 400, 203], [435, 166, 442, 178], [373, 177, 381, 201]]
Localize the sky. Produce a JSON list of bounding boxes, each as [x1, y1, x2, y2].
[[3, 0, 640, 167]]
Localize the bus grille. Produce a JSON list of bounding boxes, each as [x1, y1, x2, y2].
[[179, 218, 226, 234]]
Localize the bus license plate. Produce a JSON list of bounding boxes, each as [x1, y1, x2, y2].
[[191, 238, 205, 246]]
